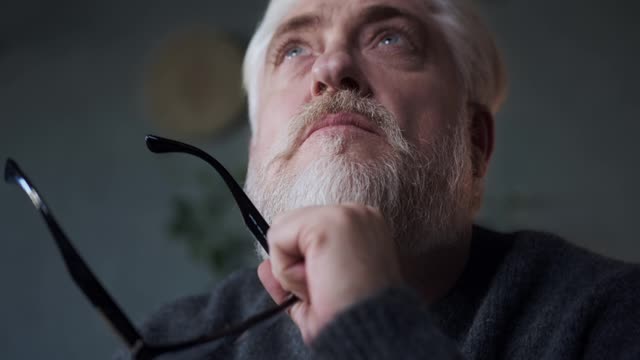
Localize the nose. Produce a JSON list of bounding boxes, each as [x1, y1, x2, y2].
[[310, 49, 371, 97]]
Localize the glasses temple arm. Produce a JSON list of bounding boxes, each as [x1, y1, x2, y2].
[[4, 159, 145, 352], [145, 135, 270, 253]]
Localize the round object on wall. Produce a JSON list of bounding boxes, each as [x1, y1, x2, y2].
[[145, 26, 245, 137]]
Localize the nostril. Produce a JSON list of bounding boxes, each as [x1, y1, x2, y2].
[[315, 82, 328, 95], [340, 78, 359, 92]]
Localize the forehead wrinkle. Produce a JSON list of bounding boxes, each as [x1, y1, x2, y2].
[[355, 4, 428, 28], [271, 12, 324, 45]]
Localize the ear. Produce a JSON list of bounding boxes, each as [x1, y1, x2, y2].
[[468, 103, 495, 178]]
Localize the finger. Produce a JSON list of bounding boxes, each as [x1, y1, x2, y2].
[[257, 259, 288, 304], [270, 205, 356, 257], [268, 206, 326, 263], [268, 215, 317, 301], [275, 262, 309, 302]]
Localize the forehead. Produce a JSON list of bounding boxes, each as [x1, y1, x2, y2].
[[278, 0, 431, 28]]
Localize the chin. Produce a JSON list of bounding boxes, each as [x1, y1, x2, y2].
[[297, 132, 386, 162], [247, 143, 404, 224]]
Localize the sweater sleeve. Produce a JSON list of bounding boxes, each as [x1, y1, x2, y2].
[[310, 287, 463, 360]]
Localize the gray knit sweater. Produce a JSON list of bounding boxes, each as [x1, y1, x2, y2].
[[115, 226, 640, 359]]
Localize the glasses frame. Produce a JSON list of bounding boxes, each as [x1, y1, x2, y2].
[[4, 135, 297, 359]]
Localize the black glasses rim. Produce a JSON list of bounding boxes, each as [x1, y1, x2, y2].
[[4, 137, 295, 359], [144, 134, 270, 253], [4, 158, 144, 349]]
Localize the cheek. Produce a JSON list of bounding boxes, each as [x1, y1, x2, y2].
[[413, 93, 461, 146], [372, 70, 463, 146], [253, 84, 308, 155], [374, 83, 446, 145]]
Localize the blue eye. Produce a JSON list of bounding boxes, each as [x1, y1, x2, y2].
[[284, 45, 308, 60], [379, 33, 403, 46]]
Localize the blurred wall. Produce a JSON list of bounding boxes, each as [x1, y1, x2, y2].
[[477, 0, 640, 260], [0, 0, 638, 358]]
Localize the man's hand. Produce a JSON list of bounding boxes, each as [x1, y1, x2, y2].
[[257, 204, 403, 344]]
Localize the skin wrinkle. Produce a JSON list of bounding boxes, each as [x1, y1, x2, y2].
[[243, 0, 507, 130], [243, 0, 495, 305]]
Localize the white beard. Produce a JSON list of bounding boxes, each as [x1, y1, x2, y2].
[[244, 91, 472, 259], [247, 133, 404, 225]]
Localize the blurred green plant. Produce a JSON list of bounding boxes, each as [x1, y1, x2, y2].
[[168, 165, 258, 276]]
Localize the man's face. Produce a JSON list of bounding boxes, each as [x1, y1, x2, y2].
[[246, 0, 475, 250], [252, 0, 465, 167]]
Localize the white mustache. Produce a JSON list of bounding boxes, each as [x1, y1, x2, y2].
[[275, 90, 410, 160]]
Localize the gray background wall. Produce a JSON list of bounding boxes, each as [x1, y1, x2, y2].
[[1, 0, 638, 358]]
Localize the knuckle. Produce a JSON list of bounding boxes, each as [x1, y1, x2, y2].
[[300, 223, 329, 250], [357, 203, 380, 216], [334, 204, 383, 226], [272, 266, 284, 282], [271, 212, 288, 227], [270, 257, 287, 281], [366, 205, 382, 217], [333, 205, 358, 222], [266, 221, 281, 240]]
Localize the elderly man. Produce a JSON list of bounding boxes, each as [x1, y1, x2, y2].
[[125, 0, 640, 358]]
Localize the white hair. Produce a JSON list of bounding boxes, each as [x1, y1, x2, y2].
[[242, 0, 507, 131]]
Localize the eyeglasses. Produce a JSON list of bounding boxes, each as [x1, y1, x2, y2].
[[4, 135, 297, 359]]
